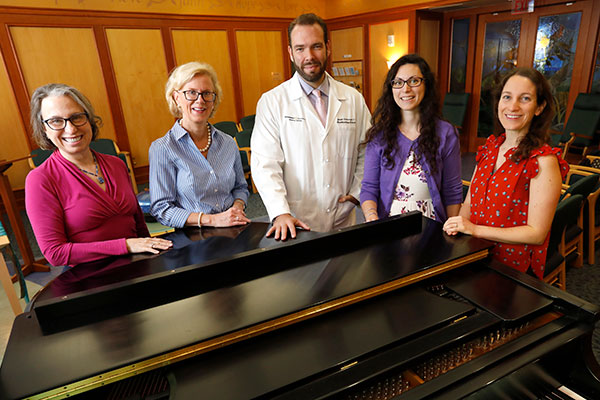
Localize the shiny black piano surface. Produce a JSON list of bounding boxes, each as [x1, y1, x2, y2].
[[1, 213, 599, 400]]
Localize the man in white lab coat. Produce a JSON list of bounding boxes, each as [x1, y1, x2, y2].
[[251, 13, 371, 240]]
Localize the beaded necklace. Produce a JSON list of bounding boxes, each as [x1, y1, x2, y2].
[[78, 154, 105, 184], [199, 122, 211, 152]]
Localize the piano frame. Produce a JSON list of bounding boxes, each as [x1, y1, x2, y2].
[[1, 212, 598, 399]]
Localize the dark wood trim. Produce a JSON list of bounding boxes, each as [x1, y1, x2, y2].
[[281, 29, 292, 81], [438, 16, 452, 94], [161, 27, 177, 75], [0, 23, 35, 151], [0, 6, 292, 26], [228, 28, 244, 121], [362, 23, 371, 109], [93, 26, 132, 154], [465, 14, 477, 95], [409, 10, 417, 54], [584, 1, 600, 92]]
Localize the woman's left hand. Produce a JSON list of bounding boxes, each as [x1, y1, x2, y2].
[[126, 237, 173, 254], [443, 216, 476, 236]]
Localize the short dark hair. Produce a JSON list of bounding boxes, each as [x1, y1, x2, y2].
[[288, 13, 328, 45], [492, 67, 554, 161], [30, 83, 102, 150]]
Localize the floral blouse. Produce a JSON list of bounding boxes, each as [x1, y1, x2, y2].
[[470, 134, 569, 279], [390, 147, 436, 220]]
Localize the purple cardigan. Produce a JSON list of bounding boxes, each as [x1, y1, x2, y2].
[[360, 119, 462, 222]]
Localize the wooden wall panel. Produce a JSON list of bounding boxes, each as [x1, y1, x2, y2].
[[418, 19, 439, 76], [235, 30, 285, 117], [172, 30, 237, 123], [369, 20, 409, 109], [0, 51, 30, 189], [331, 27, 364, 61], [105, 28, 172, 168], [10, 26, 116, 142]]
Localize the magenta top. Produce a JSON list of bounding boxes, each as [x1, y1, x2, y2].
[[25, 150, 150, 266]]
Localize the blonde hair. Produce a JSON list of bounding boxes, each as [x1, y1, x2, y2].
[[165, 61, 222, 118]]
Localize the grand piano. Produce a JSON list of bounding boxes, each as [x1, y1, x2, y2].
[[1, 212, 599, 399]]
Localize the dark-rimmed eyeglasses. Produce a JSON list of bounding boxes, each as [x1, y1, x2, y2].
[[43, 112, 89, 131], [178, 90, 217, 102], [390, 76, 424, 89]]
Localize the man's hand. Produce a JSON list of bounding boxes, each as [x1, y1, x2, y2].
[[266, 213, 310, 240], [338, 194, 359, 205]]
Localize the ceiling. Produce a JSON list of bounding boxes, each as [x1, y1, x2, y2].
[[426, 0, 512, 12]]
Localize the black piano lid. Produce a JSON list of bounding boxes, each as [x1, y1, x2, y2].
[[445, 267, 554, 322], [30, 211, 462, 334], [0, 214, 493, 399], [168, 286, 484, 400]]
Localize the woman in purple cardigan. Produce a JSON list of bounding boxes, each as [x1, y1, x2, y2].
[[25, 84, 171, 267], [360, 54, 462, 223]]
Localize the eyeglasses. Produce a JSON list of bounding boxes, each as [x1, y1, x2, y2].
[[43, 112, 89, 131], [390, 76, 424, 89], [178, 90, 217, 102]]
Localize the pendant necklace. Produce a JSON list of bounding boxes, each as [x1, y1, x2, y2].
[[78, 154, 105, 184]]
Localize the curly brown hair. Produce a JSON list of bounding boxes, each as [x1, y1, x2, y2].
[[493, 67, 554, 161], [364, 54, 442, 173]]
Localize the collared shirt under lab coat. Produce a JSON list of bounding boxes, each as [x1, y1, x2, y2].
[[251, 72, 371, 232]]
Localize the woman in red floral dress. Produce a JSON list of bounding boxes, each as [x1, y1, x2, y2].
[[443, 68, 568, 279]]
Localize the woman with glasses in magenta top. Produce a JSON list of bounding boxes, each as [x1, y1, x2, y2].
[[149, 61, 249, 229], [25, 83, 172, 267], [360, 54, 462, 224]]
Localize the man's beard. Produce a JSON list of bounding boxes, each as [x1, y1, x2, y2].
[[293, 59, 326, 83]]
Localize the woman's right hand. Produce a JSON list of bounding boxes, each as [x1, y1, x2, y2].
[[126, 237, 173, 254], [204, 207, 250, 227]]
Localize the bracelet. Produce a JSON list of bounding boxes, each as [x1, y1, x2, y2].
[[365, 211, 377, 217], [234, 199, 246, 210], [197, 212, 204, 228]]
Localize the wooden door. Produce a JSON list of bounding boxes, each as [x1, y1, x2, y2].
[[467, 2, 591, 152]]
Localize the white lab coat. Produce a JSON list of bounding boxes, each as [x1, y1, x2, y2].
[[251, 72, 371, 232]]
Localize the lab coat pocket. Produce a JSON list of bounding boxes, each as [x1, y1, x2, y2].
[[335, 126, 357, 159]]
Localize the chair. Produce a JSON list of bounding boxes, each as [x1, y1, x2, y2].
[[239, 114, 255, 131], [561, 172, 599, 201], [462, 179, 470, 202], [544, 194, 584, 290], [442, 93, 470, 130], [29, 139, 138, 194], [213, 121, 239, 138], [550, 93, 600, 159], [0, 221, 29, 315], [567, 161, 600, 264], [235, 129, 251, 148], [560, 173, 598, 268], [235, 129, 255, 193], [28, 148, 54, 169], [89, 139, 138, 193]]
